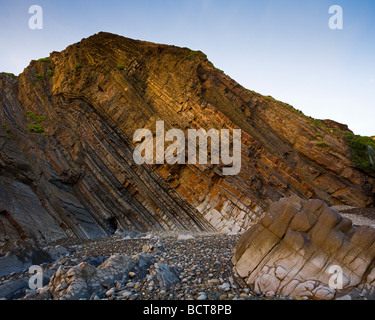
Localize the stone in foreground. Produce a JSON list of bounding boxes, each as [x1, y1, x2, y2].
[[232, 195, 375, 300]]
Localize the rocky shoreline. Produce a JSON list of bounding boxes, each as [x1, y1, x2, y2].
[[2, 203, 375, 301], [0, 232, 281, 301]]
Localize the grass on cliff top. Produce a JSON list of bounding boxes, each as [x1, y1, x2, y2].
[[264, 95, 309, 118], [266, 95, 353, 139], [187, 50, 208, 61], [1, 72, 16, 77], [38, 57, 51, 63], [186, 50, 222, 72]]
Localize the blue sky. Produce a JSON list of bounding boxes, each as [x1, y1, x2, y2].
[[0, 0, 374, 136]]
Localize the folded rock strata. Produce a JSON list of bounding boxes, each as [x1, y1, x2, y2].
[[0, 32, 374, 244], [232, 196, 375, 300]]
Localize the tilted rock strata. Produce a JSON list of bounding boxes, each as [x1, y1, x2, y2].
[[0, 32, 374, 244], [232, 196, 375, 300]]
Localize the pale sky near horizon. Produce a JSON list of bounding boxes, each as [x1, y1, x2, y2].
[[0, 0, 374, 136]]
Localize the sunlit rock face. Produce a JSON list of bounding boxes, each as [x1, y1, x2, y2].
[[0, 32, 374, 244], [232, 196, 375, 300]]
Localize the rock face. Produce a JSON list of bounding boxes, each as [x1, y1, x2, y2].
[[0, 32, 374, 244], [232, 196, 375, 300]]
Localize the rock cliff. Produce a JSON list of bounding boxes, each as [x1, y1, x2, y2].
[[0, 32, 374, 244]]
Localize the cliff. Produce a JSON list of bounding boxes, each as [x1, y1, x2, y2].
[[0, 32, 374, 244]]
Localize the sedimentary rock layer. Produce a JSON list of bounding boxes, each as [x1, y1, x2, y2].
[[0, 32, 374, 244]]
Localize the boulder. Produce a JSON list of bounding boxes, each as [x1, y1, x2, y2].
[[0, 278, 29, 300], [232, 195, 375, 300], [48, 253, 155, 300], [0, 241, 53, 277], [131, 253, 155, 281], [44, 245, 70, 260], [49, 254, 137, 300], [148, 263, 182, 289]]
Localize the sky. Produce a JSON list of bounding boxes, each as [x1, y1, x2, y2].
[[0, 0, 374, 136]]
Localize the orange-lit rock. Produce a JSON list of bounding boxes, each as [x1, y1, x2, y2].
[[0, 32, 374, 244]]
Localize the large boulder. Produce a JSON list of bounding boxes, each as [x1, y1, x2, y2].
[[48, 253, 155, 300], [0, 240, 53, 278], [232, 195, 375, 300]]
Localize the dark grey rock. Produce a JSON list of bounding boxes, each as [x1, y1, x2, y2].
[[0, 177, 66, 244], [127, 253, 155, 282], [149, 263, 182, 289], [0, 277, 29, 300], [0, 241, 53, 277], [83, 256, 108, 268]]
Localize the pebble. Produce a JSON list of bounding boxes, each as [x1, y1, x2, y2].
[[1, 232, 284, 301], [207, 279, 220, 285], [126, 282, 136, 288], [120, 291, 132, 298], [219, 283, 231, 291], [105, 288, 115, 296]]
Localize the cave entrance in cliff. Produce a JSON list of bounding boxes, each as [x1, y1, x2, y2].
[[106, 217, 118, 234]]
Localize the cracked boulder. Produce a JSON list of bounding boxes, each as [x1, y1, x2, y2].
[[232, 195, 375, 300], [48, 253, 155, 300]]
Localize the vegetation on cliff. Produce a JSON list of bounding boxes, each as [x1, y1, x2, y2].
[[345, 134, 375, 173]]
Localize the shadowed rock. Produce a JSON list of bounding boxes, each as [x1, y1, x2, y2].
[[0, 241, 53, 278], [48, 253, 157, 300]]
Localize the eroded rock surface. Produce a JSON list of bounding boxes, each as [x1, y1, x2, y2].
[[0, 240, 53, 278], [49, 253, 155, 300], [1, 32, 374, 245], [232, 196, 375, 300]]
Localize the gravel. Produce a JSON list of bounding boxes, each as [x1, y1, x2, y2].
[[1, 232, 279, 300], [336, 207, 375, 228], [4, 206, 375, 300]]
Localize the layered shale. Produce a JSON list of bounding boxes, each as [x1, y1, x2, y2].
[[0, 32, 374, 245]]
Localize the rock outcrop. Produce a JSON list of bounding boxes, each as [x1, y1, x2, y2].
[[0, 32, 374, 245], [0, 240, 53, 277], [48, 253, 155, 300], [232, 196, 375, 300]]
